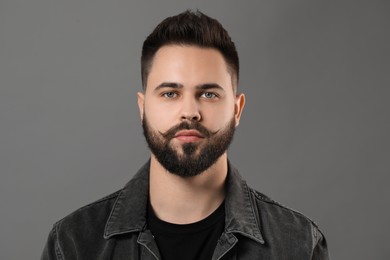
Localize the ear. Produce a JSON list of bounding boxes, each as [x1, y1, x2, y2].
[[234, 93, 245, 127], [137, 92, 145, 121]]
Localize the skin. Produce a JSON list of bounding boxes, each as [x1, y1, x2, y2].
[[137, 45, 245, 224]]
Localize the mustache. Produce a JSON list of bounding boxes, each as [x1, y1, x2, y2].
[[159, 121, 218, 140]]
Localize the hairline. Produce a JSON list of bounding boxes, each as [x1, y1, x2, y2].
[[142, 43, 238, 93]]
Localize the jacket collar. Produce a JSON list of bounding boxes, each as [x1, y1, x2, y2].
[[104, 160, 264, 244]]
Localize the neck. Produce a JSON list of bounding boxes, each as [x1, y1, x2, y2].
[[149, 154, 228, 224]]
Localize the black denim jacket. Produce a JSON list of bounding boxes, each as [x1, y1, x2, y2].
[[41, 161, 329, 259]]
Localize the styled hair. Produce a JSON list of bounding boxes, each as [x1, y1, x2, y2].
[[141, 10, 239, 90]]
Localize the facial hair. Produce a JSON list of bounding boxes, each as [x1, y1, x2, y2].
[[142, 115, 236, 177]]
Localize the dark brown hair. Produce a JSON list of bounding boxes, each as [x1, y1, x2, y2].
[[141, 10, 239, 90]]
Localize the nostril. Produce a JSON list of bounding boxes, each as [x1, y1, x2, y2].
[[181, 113, 201, 122]]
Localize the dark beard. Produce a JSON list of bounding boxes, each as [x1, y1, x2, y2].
[[142, 115, 236, 177]]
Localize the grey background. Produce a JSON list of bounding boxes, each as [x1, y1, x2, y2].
[[1, 0, 389, 259]]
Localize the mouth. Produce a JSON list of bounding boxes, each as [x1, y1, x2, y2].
[[174, 130, 204, 142]]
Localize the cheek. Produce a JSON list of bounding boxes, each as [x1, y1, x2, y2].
[[144, 100, 179, 132], [202, 103, 235, 130]]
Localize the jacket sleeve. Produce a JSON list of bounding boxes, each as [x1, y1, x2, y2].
[[41, 225, 62, 260], [311, 227, 330, 260]]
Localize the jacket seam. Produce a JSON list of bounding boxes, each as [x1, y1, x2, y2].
[[74, 190, 121, 212], [54, 190, 121, 225], [250, 189, 321, 229], [312, 224, 319, 250], [242, 181, 263, 239], [104, 188, 126, 238], [215, 236, 237, 260], [137, 232, 160, 260], [53, 223, 64, 260]]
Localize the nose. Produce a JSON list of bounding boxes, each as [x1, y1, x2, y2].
[[180, 96, 201, 122]]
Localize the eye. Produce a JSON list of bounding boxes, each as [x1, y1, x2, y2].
[[201, 92, 218, 99], [162, 92, 178, 98]]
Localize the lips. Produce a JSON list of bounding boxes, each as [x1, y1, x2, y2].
[[174, 130, 204, 142]]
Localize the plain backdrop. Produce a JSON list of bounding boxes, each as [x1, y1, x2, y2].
[[1, 1, 389, 259]]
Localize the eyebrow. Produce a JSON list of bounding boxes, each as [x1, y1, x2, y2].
[[153, 82, 224, 92], [195, 83, 224, 91], [154, 82, 183, 92]]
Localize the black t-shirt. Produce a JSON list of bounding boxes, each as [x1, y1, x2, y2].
[[147, 201, 225, 260]]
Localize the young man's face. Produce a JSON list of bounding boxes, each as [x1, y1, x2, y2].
[[138, 45, 245, 177]]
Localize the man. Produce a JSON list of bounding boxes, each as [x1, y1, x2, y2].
[[42, 10, 329, 260]]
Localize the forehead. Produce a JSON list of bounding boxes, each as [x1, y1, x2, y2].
[[146, 45, 233, 92]]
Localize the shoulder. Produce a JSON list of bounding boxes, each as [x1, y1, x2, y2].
[[52, 189, 122, 237], [43, 190, 127, 259], [247, 186, 325, 245], [248, 186, 319, 226]]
